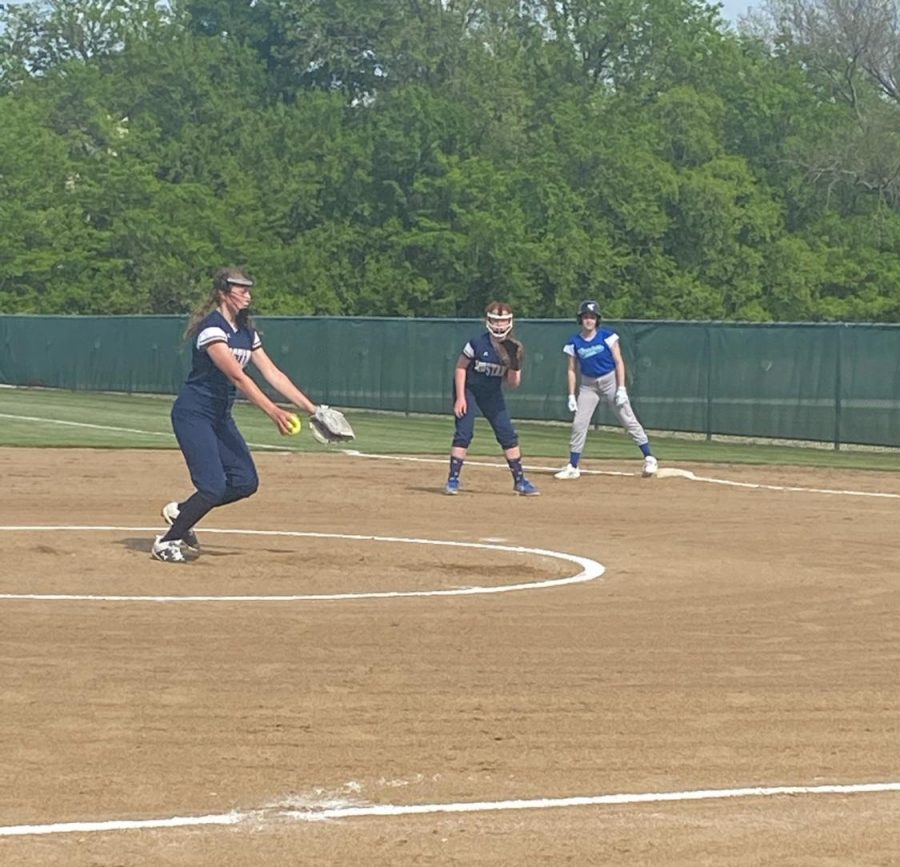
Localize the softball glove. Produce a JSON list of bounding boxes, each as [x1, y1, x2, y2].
[[309, 405, 355, 444], [497, 337, 524, 371]]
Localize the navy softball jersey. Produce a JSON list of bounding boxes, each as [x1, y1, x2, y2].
[[462, 332, 509, 391], [172, 311, 261, 504], [181, 310, 261, 413], [564, 328, 619, 377]]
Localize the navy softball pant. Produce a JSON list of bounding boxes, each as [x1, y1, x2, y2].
[[452, 386, 518, 450], [171, 404, 259, 506]]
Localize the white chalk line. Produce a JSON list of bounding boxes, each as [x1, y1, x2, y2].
[[0, 813, 243, 838], [2, 418, 896, 838], [684, 471, 900, 498], [342, 449, 900, 499], [3, 781, 900, 838], [0, 412, 294, 452], [3, 410, 895, 496], [0, 526, 603, 602], [0, 412, 171, 439]]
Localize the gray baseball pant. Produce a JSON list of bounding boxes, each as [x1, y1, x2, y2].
[[570, 371, 649, 453]]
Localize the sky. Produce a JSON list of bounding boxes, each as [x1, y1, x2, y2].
[[719, 0, 757, 24]]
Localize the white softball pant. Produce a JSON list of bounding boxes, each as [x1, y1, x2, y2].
[[569, 371, 649, 453]]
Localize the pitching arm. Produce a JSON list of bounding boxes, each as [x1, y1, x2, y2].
[[206, 343, 298, 435], [250, 346, 318, 416]]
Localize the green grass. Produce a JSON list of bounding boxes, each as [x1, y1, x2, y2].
[[1, 386, 899, 472]]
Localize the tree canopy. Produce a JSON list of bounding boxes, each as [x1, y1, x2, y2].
[[1, 0, 899, 321]]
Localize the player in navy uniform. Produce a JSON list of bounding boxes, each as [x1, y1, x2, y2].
[[152, 267, 319, 563], [444, 301, 539, 496], [554, 300, 658, 480]]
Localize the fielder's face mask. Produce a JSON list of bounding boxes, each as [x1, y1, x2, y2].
[[486, 311, 514, 339]]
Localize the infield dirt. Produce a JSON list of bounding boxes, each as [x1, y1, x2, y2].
[[2, 448, 899, 866]]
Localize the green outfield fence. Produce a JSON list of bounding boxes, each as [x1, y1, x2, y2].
[[1, 315, 898, 448]]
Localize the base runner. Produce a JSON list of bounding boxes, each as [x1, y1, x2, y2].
[[554, 300, 658, 480]]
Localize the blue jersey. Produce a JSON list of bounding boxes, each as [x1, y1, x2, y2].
[[564, 328, 619, 378], [179, 310, 261, 413], [461, 332, 508, 391]]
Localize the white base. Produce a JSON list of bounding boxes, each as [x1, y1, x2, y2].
[[655, 468, 696, 480]]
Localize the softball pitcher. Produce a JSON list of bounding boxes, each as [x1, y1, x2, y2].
[[554, 300, 658, 480], [152, 266, 319, 563], [444, 301, 539, 496]]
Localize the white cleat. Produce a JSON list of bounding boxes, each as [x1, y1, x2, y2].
[[642, 456, 659, 477], [554, 464, 581, 480], [151, 535, 186, 563]]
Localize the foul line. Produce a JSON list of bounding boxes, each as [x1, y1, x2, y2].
[[678, 470, 900, 499], [3, 781, 900, 838], [3, 410, 895, 497], [0, 526, 604, 602], [0, 413, 293, 452], [342, 450, 900, 499]]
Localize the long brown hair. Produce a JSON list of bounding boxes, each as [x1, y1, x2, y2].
[[184, 267, 256, 340]]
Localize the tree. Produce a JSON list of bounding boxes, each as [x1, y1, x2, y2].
[[748, 0, 900, 208], [0, 0, 173, 88]]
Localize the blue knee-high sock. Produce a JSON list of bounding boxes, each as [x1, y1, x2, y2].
[[569, 451, 581, 468], [639, 443, 652, 457], [507, 457, 524, 483], [448, 456, 464, 481]]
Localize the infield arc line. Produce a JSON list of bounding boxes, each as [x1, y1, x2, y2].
[[0, 526, 604, 602], [2, 781, 900, 837]]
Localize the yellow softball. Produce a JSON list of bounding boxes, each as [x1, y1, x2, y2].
[[284, 413, 302, 436]]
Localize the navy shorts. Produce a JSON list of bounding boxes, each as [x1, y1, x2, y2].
[[452, 385, 518, 450]]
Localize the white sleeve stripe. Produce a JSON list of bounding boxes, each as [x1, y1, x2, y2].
[[196, 326, 229, 349], [605, 333, 619, 348], [563, 344, 576, 356], [462, 342, 475, 358]]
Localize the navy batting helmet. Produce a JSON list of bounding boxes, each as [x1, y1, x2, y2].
[[577, 300, 601, 322]]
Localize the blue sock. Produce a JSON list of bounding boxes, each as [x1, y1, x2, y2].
[[639, 443, 652, 457], [449, 456, 464, 480], [507, 457, 524, 483], [569, 452, 581, 468]]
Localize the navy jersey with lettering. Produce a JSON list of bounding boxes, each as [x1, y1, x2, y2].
[[462, 332, 508, 391], [564, 328, 619, 378], [179, 311, 261, 413]]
